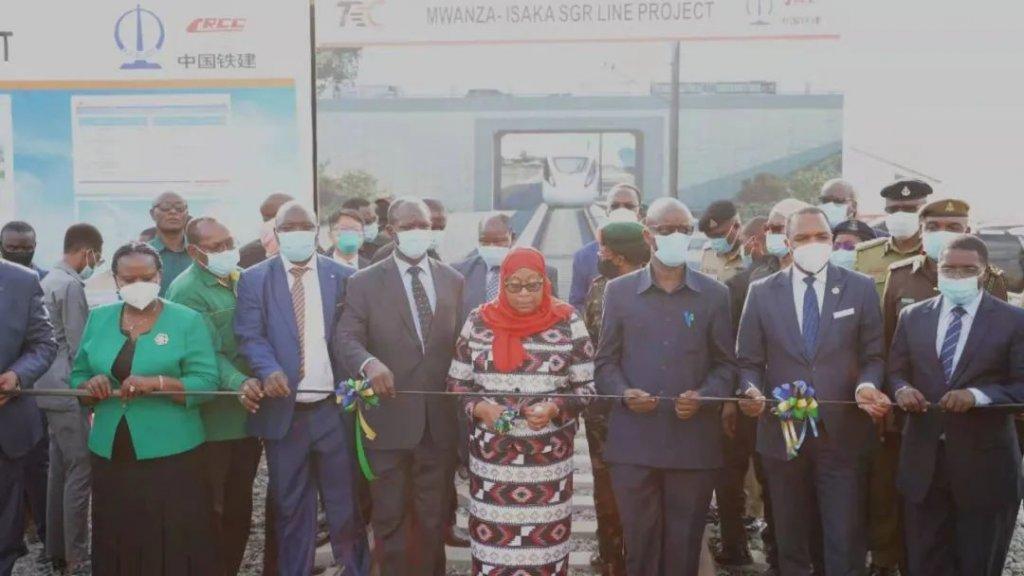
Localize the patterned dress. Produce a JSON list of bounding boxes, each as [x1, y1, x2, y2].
[[447, 309, 596, 576]]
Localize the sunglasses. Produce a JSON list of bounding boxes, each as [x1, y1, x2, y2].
[[504, 280, 544, 294]]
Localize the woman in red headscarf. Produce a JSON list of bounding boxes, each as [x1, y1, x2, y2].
[[447, 247, 595, 575]]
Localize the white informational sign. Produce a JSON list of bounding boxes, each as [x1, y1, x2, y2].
[[316, 0, 841, 47], [0, 0, 314, 265]]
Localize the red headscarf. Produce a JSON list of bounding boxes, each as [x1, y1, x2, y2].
[[480, 247, 574, 373]]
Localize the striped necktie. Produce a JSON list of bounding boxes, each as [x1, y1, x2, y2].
[[486, 267, 500, 302], [408, 266, 434, 347], [940, 306, 967, 383], [290, 266, 309, 378]]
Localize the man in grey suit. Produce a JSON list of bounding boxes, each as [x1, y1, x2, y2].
[[888, 235, 1024, 576], [0, 259, 57, 576], [336, 197, 464, 576], [36, 224, 103, 574], [452, 213, 559, 326], [737, 206, 892, 576]]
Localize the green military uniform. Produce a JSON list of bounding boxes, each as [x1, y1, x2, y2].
[[698, 245, 744, 283], [583, 275, 608, 344], [854, 235, 923, 298], [165, 263, 252, 441]]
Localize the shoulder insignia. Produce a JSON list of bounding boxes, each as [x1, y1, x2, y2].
[[888, 255, 924, 272], [855, 237, 887, 252]]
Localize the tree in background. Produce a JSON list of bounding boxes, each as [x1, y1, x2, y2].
[[315, 47, 361, 98], [317, 162, 386, 222], [734, 153, 842, 219]]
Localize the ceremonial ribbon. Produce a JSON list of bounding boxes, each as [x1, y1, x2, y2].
[[771, 381, 820, 459], [335, 379, 379, 481], [493, 407, 519, 434]]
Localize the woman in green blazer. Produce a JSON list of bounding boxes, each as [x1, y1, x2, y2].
[[71, 241, 219, 575]]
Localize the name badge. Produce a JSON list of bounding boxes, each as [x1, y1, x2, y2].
[[900, 297, 916, 305], [833, 308, 855, 319]]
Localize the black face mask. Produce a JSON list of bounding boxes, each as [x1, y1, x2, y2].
[[1, 249, 34, 268], [597, 258, 621, 279]]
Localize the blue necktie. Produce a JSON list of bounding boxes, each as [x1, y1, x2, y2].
[[940, 306, 967, 383], [802, 275, 820, 357]]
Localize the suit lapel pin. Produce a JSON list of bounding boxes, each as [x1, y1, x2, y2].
[[831, 286, 840, 295], [683, 311, 695, 327], [154, 333, 169, 346]]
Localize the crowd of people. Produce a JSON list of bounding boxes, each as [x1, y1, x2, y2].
[[0, 177, 1022, 576]]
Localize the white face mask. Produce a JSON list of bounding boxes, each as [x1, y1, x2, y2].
[[118, 281, 161, 310], [885, 211, 920, 240], [792, 242, 833, 274], [607, 208, 640, 223]]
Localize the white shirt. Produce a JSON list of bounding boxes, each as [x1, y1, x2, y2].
[[791, 265, 827, 332], [281, 255, 332, 402], [333, 250, 359, 270], [394, 253, 436, 346], [935, 291, 990, 405]]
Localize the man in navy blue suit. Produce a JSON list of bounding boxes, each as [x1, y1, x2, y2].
[[0, 259, 57, 576], [888, 235, 1024, 576], [235, 202, 367, 576], [736, 206, 892, 576], [569, 184, 642, 310], [595, 198, 737, 575]]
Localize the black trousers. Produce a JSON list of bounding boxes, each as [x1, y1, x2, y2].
[[0, 451, 27, 576], [904, 445, 1019, 576], [367, 431, 456, 576], [204, 438, 261, 576], [23, 434, 47, 543]]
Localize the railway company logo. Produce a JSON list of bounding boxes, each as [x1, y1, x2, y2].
[[187, 18, 247, 33], [336, 0, 384, 28], [746, 0, 774, 26], [114, 4, 166, 70]]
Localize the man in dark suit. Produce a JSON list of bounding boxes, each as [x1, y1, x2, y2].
[[595, 197, 737, 575], [888, 235, 1024, 576], [370, 197, 446, 264], [0, 260, 57, 576], [238, 193, 294, 269], [336, 197, 464, 576], [235, 202, 366, 576], [736, 206, 892, 576], [453, 212, 559, 325]]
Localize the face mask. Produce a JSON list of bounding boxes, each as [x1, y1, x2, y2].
[[741, 246, 754, 268], [1, 250, 34, 268], [793, 242, 832, 274], [478, 245, 509, 269], [118, 281, 160, 310], [430, 229, 446, 251], [202, 248, 240, 278], [277, 230, 317, 263], [607, 208, 639, 223], [829, 249, 856, 270], [923, 231, 960, 261], [937, 273, 980, 306], [653, 232, 692, 268], [597, 258, 621, 279], [335, 231, 363, 255], [707, 234, 735, 255], [820, 202, 849, 228], [885, 211, 920, 240], [79, 251, 97, 281], [766, 233, 789, 257], [363, 222, 379, 242], [396, 229, 433, 260]]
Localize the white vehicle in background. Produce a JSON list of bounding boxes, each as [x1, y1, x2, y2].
[[542, 155, 599, 207]]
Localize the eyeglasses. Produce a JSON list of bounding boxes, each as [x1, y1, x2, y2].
[[504, 280, 544, 294], [938, 265, 982, 279], [648, 224, 693, 236], [884, 206, 919, 214], [152, 203, 187, 214], [609, 202, 639, 211], [834, 241, 858, 251]]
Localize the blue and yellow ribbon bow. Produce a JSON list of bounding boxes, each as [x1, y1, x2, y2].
[[335, 379, 379, 481], [771, 380, 820, 459]]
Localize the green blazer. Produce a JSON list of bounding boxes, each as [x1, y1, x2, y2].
[[71, 300, 218, 460]]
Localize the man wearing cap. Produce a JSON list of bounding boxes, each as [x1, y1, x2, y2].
[[583, 221, 649, 576], [698, 200, 745, 283], [831, 220, 877, 270], [854, 179, 933, 297]]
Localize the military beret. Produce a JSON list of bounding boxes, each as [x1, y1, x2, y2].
[[832, 219, 876, 242], [920, 198, 970, 219], [697, 200, 738, 233], [599, 221, 646, 253], [880, 179, 933, 200]]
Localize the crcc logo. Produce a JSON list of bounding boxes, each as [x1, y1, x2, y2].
[[747, 0, 774, 25]]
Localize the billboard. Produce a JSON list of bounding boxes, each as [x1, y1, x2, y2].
[[0, 1, 314, 265]]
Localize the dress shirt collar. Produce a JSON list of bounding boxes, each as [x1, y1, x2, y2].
[[394, 252, 431, 277], [939, 289, 984, 319], [280, 253, 318, 275], [333, 250, 359, 269], [637, 263, 702, 295], [789, 264, 828, 286]]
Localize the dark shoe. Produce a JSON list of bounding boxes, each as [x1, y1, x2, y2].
[[868, 565, 900, 576], [714, 545, 753, 567], [445, 525, 470, 548]]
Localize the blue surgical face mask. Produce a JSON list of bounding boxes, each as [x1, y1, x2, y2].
[[766, 233, 789, 257], [707, 236, 734, 255], [363, 222, 379, 242], [478, 245, 510, 269], [653, 232, 692, 268], [335, 231, 363, 255], [829, 248, 856, 270], [923, 231, 960, 261], [430, 229, 446, 251], [396, 229, 433, 260], [938, 273, 980, 306], [820, 202, 849, 228], [202, 248, 240, 278], [277, 231, 317, 263]]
